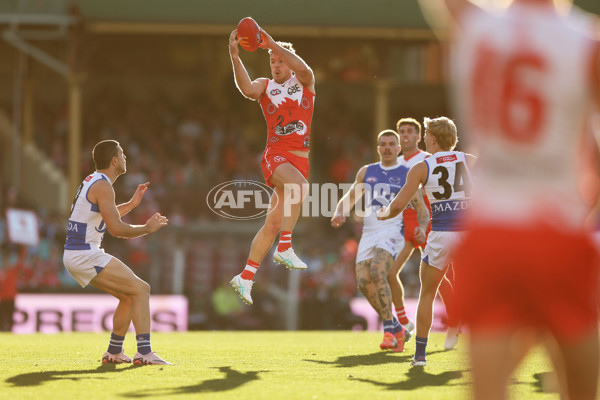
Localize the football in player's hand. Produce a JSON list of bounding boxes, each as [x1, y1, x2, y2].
[[237, 17, 262, 52]]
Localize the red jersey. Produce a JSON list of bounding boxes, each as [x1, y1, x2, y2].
[[397, 150, 431, 225], [259, 75, 315, 152]]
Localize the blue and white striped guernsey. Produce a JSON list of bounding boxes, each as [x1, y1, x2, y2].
[[64, 172, 110, 250]]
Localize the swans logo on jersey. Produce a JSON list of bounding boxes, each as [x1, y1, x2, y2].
[[270, 89, 281, 96], [274, 156, 286, 163], [366, 176, 378, 183], [207, 180, 278, 220]]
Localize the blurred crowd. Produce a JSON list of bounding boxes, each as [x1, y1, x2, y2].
[[0, 45, 425, 330]]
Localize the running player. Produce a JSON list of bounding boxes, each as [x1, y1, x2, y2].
[[390, 117, 461, 349], [378, 117, 475, 367], [331, 129, 429, 352], [228, 26, 315, 305], [418, 0, 600, 399], [63, 140, 171, 365]]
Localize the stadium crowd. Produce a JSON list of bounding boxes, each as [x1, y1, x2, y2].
[[0, 81, 422, 331]]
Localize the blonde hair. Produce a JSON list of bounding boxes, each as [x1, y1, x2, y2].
[[269, 41, 296, 55], [424, 117, 458, 150]]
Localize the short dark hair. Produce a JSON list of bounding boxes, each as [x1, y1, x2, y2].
[[396, 118, 422, 137], [92, 140, 119, 170]]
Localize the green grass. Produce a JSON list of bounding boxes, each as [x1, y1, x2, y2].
[[0, 331, 557, 400]]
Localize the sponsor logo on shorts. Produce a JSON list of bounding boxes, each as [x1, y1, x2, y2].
[[267, 136, 280, 144], [273, 156, 286, 163]]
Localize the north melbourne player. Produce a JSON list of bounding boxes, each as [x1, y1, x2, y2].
[[331, 129, 428, 352], [63, 140, 171, 365], [378, 117, 475, 367]]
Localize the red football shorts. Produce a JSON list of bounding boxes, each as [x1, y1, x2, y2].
[[261, 148, 309, 187], [454, 224, 600, 341]]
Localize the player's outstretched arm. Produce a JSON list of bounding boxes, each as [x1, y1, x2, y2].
[[92, 180, 168, 238], [229, 29, 267, 100], [378, 162, 427, 221], [260, 29, 315, 93], [331, 165, 367, 228], [117, 182, 149, 217]]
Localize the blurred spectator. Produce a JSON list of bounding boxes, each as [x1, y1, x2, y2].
[[0, 245, 25, 332]]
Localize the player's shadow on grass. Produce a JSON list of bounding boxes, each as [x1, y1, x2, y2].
[[120, 366, 267, 398], [351, 367, 468, 391], [304, 349, 445, 368], [6, 363, 136, 387]]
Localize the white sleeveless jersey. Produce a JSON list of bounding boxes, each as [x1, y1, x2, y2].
[[398, 150, 429, 169], [451, 3, 598, 229], [423, 151, 473, 231], [64, 172, 110, 250]]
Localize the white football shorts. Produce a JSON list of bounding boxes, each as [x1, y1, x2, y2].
[[421, 230, 465, 271], [356, 227, 405, 263], [63, 248, 113, 288]]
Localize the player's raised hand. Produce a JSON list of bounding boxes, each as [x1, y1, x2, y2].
[[129, 182, 149, 209], [259, 28, 275, 50], [377, 206, 391, 221], [229, 29, 240, 57], [414, 226, 426, 244], [331, 214, 346, 229], [145, 212, 169, 233]]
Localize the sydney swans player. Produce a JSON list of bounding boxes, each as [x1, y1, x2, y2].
[[228, 26, 315, 305]]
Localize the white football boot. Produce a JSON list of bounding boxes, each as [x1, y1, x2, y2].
[[273, 248, 308, 270], [133, 351, 172, 365], [230, 273, 254, 305], [444, 325, 461, 350], [102, 351, 132, 364]]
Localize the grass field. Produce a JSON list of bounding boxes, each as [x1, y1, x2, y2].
[[1, 331, 558, 400]]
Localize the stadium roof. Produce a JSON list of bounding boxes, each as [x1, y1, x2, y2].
[[0, 0, 599, 39]]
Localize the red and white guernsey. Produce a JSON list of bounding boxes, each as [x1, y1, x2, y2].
[[398, 150, 430, 227], [451, 3, 599, 230], [259, 75, 315, 152]]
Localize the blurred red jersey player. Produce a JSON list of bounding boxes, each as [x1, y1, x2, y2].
[[228, 23, 316, 305], [420, 0, 600, 399]]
